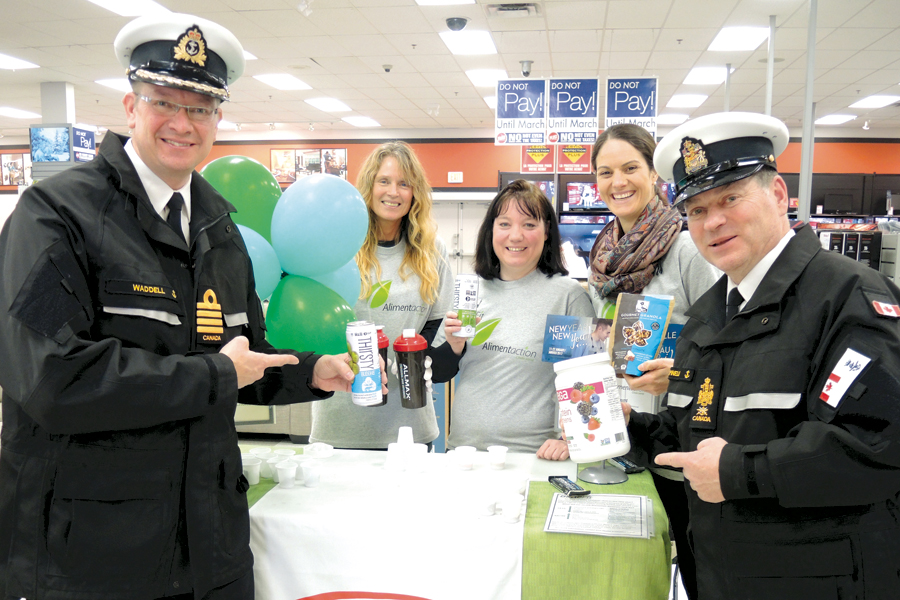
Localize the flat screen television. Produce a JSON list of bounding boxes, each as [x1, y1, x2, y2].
[[29, 125, 72, 162], [558, 219, 610, 278], [823, 192, 855, 214], [566, 182, 607, 210]]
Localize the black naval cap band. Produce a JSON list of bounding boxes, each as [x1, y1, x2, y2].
[[128, 40, 229, 99], [673, 136, 777, 204], [675, 162, 773, 206]]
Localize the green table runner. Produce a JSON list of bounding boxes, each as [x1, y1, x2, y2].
[[522, 467, 671, 600], [241, 445, 293, 508]]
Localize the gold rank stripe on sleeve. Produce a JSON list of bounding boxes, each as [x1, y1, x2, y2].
[[196, 289, 224, 334]]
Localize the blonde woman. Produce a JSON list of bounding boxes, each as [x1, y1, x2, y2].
[[310, 141, 455, 449]]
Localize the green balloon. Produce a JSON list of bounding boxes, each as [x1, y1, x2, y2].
[[265, 275, 356, 355], [200, 156, 281, 242]]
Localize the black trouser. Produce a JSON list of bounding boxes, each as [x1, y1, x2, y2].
[[651, 470, 698, 600]]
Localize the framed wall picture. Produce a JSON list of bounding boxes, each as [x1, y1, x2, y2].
[[270, 149, 297, 183]]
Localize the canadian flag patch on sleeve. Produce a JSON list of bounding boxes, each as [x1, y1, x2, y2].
[[819, 348, 872, 408], [872, 300, 900, 318], [862, 288, 900, 319]]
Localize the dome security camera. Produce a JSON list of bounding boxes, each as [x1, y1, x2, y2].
[[520, 60, 533, 78], [446, 17, 468, 31], [383, 64, 392, 73]]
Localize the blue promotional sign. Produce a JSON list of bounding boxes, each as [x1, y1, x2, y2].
[[73, 127, 95, 163], [547, 78, 599, 145], [494, 79, 547, 145], [605, 77, 658, 135]]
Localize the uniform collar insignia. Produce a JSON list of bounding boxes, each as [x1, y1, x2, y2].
[[173, 26, 207, 67], [680, 137, 708, 175]]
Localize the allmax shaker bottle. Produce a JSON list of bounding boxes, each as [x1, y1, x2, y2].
[[392, 329, 427, 409]]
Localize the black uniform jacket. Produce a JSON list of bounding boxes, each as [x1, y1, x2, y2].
[[630, 225, 900, 600], [0, 134, 330, 599]]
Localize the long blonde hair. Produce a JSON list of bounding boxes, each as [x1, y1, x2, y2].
[[356, 141, 441, 304]]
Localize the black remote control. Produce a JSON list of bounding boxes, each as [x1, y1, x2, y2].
[[609, 456, 645, 474], [549, 475, 591, 497]]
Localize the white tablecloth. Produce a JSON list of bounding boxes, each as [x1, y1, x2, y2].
[[250, 449, 573, 600]]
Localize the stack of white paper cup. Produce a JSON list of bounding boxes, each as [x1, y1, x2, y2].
[[241, 457, 261, 485], [486, 445, 508, 470], [276, 461, 297, 488]]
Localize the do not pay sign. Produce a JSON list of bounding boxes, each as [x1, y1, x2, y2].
[[605, 77, 658, 136]]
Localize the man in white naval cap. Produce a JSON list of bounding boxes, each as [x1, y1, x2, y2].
[[0, 13, 370, 600], [623, 111, 900, 599]]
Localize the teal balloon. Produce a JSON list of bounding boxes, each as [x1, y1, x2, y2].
[[310, 259, 361, 306], [265, 275, 356, 355], [200, 156, 281, 242], [271, 174, 367, 277], [237, 225, 281, 301]]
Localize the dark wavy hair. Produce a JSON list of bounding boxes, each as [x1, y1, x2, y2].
[[474, 180, 568, 280]]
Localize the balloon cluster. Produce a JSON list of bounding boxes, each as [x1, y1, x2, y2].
[[201, 157, 368, 355]]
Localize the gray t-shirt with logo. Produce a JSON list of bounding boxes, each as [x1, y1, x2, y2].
[[434, 270, 595, 453], [310, 238, 453, 448]]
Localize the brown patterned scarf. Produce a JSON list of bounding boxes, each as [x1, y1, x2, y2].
[[589, 194, 682, 300]]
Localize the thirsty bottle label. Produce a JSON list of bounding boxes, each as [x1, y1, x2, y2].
[[347, 322, 383, 407], [453, 275, 479, 338]]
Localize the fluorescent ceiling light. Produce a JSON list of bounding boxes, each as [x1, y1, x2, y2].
[[0, 107, 41, 119], [305, 98, 351, 112], [666, 94, 708, 108], [85, 0, 169, 16], [466, 69, 508, 87], [708, 26, 769, 52], [484, 96, 497, 110], [439, 31, 497, 55], [656, 114, 689, 125], [73, 123, 98, 131], [96, 78, 132, 92], [243, 51, 258, 61], [217, 120, 239, 130], [0, 52, 38, 70], [253, 74, 312, 90], [683, 66, 733, 85], [415, 0, 475, 5], [849, 95, 900, 109], [342, 116, 380, 127], [815, 114, 856, 125]]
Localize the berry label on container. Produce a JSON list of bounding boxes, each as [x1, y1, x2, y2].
[[557, 375, 626, 459]]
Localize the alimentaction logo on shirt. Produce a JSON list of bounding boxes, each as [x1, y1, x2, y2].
[[368, 280, 427, 313], [471, 318, 538, 360]]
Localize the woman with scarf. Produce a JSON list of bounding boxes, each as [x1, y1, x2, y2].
[[588, 123, 719, 600]]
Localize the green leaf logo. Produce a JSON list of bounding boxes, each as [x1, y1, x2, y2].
[[370, 280, 392, 308], [471, 318, 501, 346]]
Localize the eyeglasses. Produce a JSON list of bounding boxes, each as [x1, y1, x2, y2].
[[137, 94, 219, 122]]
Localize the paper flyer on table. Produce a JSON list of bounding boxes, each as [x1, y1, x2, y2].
[[543, 493, 653, 538]]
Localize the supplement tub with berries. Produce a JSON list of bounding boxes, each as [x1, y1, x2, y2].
[[553, 352, 630, 463]]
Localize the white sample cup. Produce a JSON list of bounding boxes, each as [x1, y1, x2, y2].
[[267, 457, 282, 483], [397, 426, 414, 445], [500, 494, 524, 523], [241, 457, 261, 486], [274, 448, 296, 459], [408, 443, 428, 473], [250, 447, 273, 459], [455, 446, 476, 470], [486, 445, 508, 470], [301, 460, 321, 487], [276, 460, 297, 488]]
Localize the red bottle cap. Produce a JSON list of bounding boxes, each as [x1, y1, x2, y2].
[[392, 328, 427, 352], [376, 325, 390, 349]]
